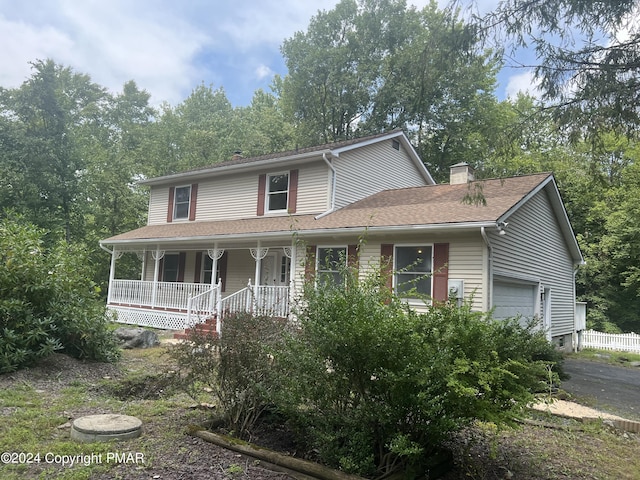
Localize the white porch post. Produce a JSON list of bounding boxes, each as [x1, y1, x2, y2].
[[151, 248, 165, 308], [139, 249, 146, 281], [207, 245, 225, 317], [285, 243, 296, 316], [216, 278, 223, 334], [250, 243, 269, 313], [107, 248, 118, 305]]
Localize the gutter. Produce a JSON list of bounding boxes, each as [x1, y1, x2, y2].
[[100, 243, 113, 255], [101, 221, 497, 248], [315, 152, 337, 219]]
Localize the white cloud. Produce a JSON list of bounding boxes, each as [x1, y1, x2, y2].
[[0, 0, 510, 107], [255, 64, 274, 81], [505, 70, 542, 100], [0, 16, 73, 87]]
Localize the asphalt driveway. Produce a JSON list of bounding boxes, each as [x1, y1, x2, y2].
[[561, 358, 640, 421]]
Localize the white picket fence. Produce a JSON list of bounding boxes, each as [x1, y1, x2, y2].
[[580, 329, 640, 353]]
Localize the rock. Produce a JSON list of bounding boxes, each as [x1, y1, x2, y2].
[[113, 327, 160, 349], [630, 361, 640, 368]]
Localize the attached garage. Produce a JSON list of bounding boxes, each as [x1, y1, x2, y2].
[[492, 280, 537, 321]]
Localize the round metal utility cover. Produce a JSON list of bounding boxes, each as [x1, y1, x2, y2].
[[71, 414, 142, 442]]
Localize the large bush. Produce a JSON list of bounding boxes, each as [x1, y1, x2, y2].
[[170, 312, 287, 437], [0, 216, 119, 373], [167, 255, 562, 478], [272, 266, 562, 477]]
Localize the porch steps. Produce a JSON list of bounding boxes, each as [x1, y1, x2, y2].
[[173, 317, 219, 341]]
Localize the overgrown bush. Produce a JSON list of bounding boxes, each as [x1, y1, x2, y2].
[[0, 215, 120, 373], [271, 265, 561, 477], [170, 312, 287, 437]]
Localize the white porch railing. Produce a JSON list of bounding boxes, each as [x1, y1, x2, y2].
[[108, 279, 290, 331], [186, 280, 222, 327], [218, 282, 290, 319], [580, 330, 640, 353], [109, 279, 213, 311]]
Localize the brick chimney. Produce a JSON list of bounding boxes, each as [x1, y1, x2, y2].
[[449, 162, 475, 185]]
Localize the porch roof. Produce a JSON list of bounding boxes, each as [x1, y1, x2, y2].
[[102, 173, 557, 247]]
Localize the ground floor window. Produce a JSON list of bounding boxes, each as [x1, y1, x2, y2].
[[395, 245, 432, 297], [162, 254, 180, 282], [317, 246, 347, 286]]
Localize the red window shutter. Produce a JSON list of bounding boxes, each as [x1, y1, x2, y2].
[[380, 244, 394, 291], [288, 169, 299, 214], [305, 245, 317, 282], [347, 244, 359, 272], [177, 252, 186, 282], [432, 243, 449, 303], [194, 252, 202, 283], [189, 183, 198, 221], [167, 186, 175, 223], [257, 174, 266, 216], [218, 251, 228, 292]]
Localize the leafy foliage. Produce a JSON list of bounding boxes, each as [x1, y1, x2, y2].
[[169, 312, 287, 438], [280, 0, 502, 179], [0, 215, 119, 372], [271, 265, 561, 477], [477, 0, 640, 137]]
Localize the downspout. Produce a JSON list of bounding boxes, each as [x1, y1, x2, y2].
[[480, 227, 493, 312], [315, 152, 337, 219]]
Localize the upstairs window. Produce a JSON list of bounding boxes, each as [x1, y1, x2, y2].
[[395, 245, 432, 297], [267, 173, 289, 212], [173, 185, 191, 220]]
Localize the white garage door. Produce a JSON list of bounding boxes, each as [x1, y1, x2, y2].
[[493, 281, 537, 321]]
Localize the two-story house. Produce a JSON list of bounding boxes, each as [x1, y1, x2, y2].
[[100, 130, 583, 350]]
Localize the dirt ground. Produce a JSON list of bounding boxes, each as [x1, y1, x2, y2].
[[2, 344, 639, 480]]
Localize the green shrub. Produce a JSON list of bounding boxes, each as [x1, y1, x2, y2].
[[170, 312, 287, 438], [0, 215, 119, 372], [272, 264, 560, 477]]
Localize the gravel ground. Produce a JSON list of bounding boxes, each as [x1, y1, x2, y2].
[[532, 399, 628, 421]]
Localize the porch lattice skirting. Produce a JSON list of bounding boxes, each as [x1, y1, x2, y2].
[[109, 306, 190, 330]]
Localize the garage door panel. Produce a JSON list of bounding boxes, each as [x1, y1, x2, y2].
[[493, 281, 536, 321]]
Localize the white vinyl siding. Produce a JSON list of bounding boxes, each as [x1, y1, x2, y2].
[[146, 162, 330, 225], [293, 162, 330, 214], [147, 188, 169, 225], [491, 188, 575, 338], [448, 233, 484, 311], [196, 173, 258, 220], [333, 142, 429, 208], [223, 250, 256, 293], [311, 233, 485, 312]]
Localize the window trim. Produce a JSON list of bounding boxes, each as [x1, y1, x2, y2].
[[173, 185, 192, 220], [266, 172, 290, 213], [393, 244, 434, 299]]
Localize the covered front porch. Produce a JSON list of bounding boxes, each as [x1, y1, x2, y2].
[[102, 242, 298, 333]]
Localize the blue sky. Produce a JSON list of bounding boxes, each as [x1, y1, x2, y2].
[[0, 0, 535, 108]]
